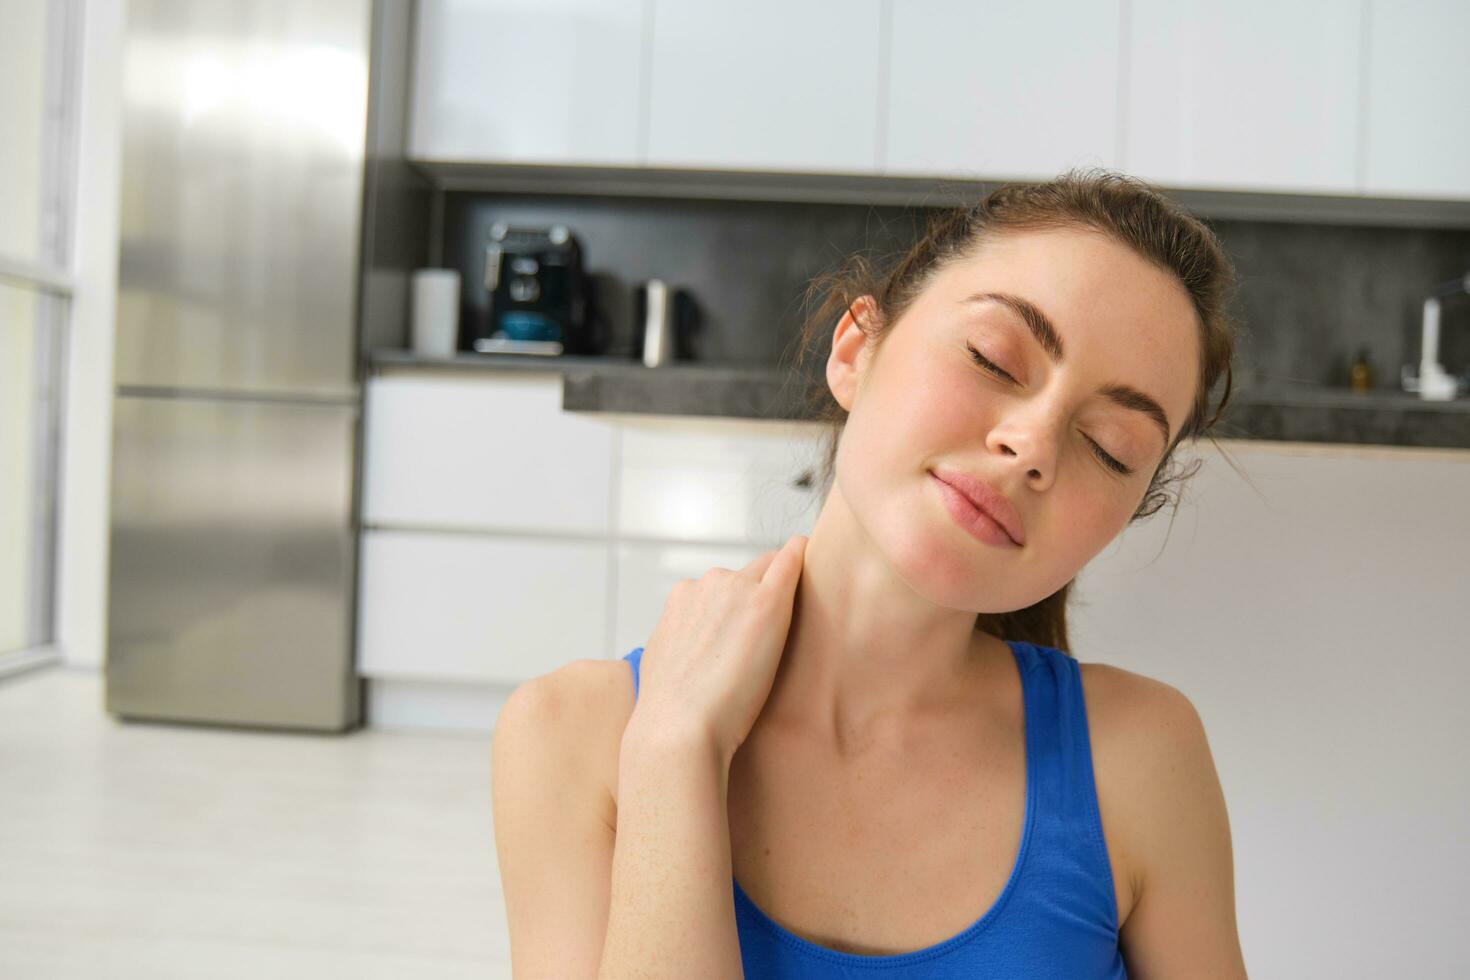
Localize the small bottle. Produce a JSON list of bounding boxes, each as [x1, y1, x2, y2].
[[1350, 346, 1374, 393]]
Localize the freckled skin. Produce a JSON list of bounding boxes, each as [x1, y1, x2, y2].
[[701, 226, 1210, 954], [831, 226, 1201, 616]]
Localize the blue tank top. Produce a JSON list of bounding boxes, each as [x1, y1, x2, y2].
[[622, 639, 1127, 978]]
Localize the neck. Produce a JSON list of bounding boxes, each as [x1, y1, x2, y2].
[[757, 487, 1006, 748]]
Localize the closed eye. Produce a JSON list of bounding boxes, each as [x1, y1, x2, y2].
[[966, 342, 1017, 384], [967, 342, 1134, 477], [1084, 435, 1132, 475]]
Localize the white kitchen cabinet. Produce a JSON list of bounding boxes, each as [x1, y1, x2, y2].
[[407, 0, 647, 164], [361, 369, 616, 535], [616, 416, 826, 545], [402, 0, 1468, 208], [357, 528, 609, 684], [1363, 0, 1470, 200], [644, 0, 882, 173], [884, 0, 1122, 179], [611, 539, 770, 658], [348, 370, 823, 728], [355, 371, 831, 730], [1124, 0, 1363, 195], [610, 416, 825, 661]]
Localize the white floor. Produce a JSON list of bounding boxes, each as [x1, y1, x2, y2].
[[0, 666, 511, 979]]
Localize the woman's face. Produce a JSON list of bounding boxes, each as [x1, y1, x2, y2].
[[826, 225, 1201, 613]]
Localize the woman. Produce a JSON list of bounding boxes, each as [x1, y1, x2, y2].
[[493, 168, 1250, 978]]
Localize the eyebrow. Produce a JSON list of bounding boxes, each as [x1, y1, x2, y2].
[[960, 291, 1174, 450]]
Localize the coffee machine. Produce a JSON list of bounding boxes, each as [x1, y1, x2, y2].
[[466, 223, 608, 356]]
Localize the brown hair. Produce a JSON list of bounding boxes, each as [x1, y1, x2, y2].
[[777, 167, 1242, 654]]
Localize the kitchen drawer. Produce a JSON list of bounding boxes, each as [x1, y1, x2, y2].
[[362, 371, 615, 535], [357, 529, 609, 684], [611, 539, 773, 659], [616, 417, 827, 545]]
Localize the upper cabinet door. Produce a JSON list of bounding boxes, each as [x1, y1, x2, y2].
[[1363, 0, 1470, 200], [885, 0, 1122, 180], [1125, 0, 1363, 195], [408, 0, 647, 164], [644, 0, 882, 173]]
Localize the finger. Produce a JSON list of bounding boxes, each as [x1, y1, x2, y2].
[[740, 548, 780, 580], [740, 533, 802, 581], [759, 534, 808, 589]]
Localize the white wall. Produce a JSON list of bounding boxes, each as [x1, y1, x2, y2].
[[1073, 438, 1470, 978], [56, 0, 125, 669]]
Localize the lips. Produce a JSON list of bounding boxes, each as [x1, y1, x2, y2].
[[929, 467, 1025, 546]]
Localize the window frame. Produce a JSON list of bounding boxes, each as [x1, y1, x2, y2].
[[0, 0, 82, 675]]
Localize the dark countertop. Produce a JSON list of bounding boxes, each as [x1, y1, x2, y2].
[[367, 350, 1470, 450]]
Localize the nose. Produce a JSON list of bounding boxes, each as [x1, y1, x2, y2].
[[987, 409, 1059, 491]]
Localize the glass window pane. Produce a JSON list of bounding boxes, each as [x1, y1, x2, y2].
[[0, 281, 62, 655], [0, 0, 69, 267]]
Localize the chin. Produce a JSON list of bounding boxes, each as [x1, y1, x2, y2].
[[878, 503, 1025, 610]]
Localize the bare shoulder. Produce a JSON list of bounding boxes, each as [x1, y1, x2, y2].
[[494, 657, 635, 821], [490, 658, 639, 976], [1076, 660, 1209, 754], [499, 657, 635, 730], [1075, 659, 1218, 850], [1077, 660, 1246, 977]]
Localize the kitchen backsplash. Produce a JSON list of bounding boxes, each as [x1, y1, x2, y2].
[[440, 191, 1470, 391]]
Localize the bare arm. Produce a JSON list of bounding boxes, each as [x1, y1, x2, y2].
[[1113, 679, 1248, 979], [597, 540, 808, 977], [598, 717, 744, 979], [491, 660, 746, 979], [492, 663, 619, 977]]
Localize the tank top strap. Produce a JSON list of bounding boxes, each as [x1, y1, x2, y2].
[[624, 641, 1112, 895], [1009, 639, 1121, 933], [621, 640, 1123, 970], [623, 646, 644, 701]]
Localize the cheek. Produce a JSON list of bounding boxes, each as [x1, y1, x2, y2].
[[905, 365, 995, 455], [1054, 492, 1134, 557], [847, 364, 973, 472]]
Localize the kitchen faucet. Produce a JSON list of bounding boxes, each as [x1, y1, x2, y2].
[[1401, 271, 1470, 401]]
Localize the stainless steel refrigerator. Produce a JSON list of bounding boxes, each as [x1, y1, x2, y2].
[[106, 0, 426, 731]]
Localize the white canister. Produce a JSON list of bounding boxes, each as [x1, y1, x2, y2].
[[640, 278, 673, 367], [411, 268, 461, 358]]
